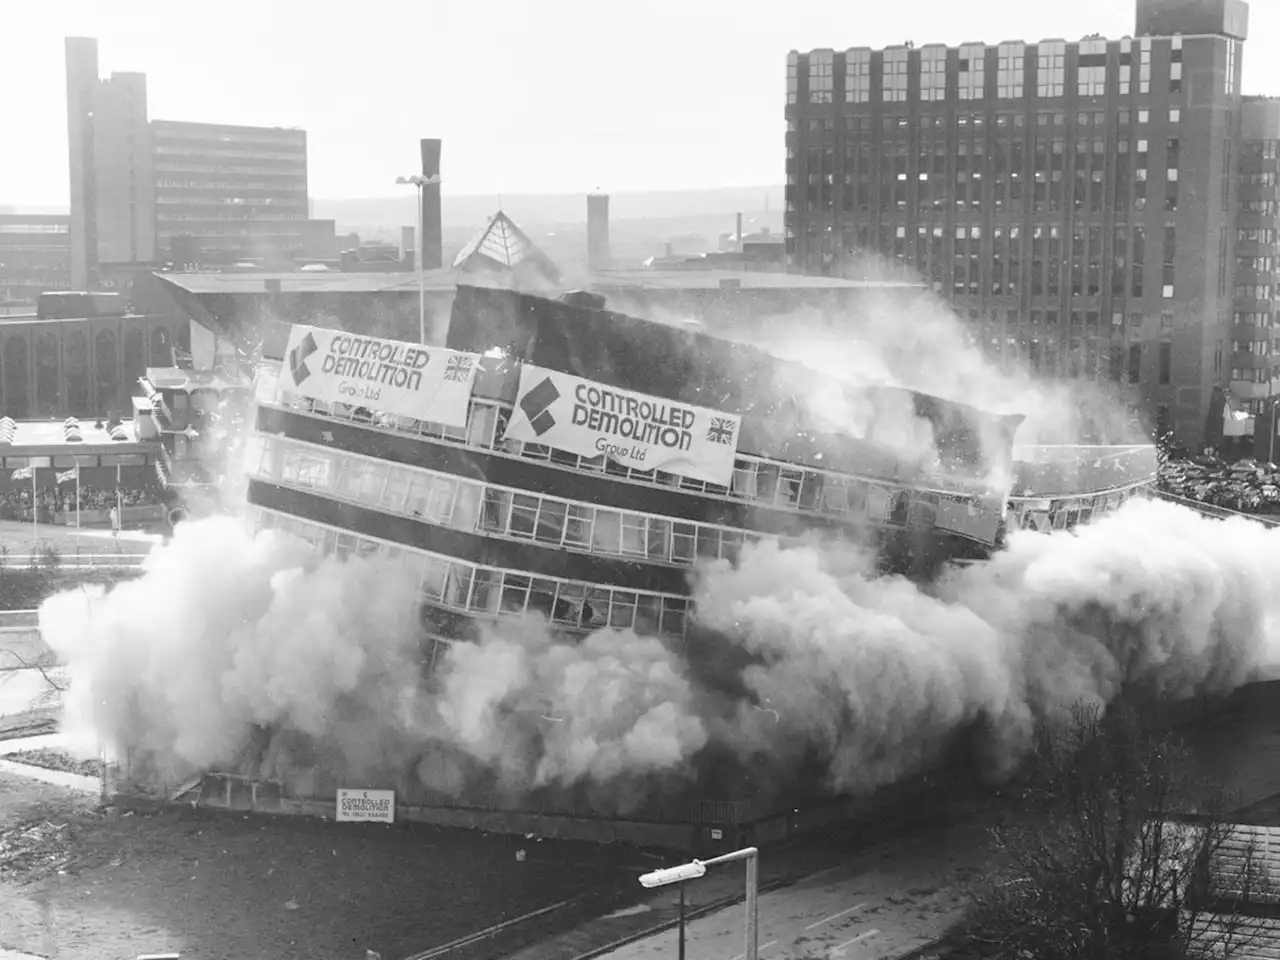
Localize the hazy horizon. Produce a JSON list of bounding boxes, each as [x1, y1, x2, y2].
[[5, 0, 1279, 209]]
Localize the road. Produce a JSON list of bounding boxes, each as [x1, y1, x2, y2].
[[599, 821, 987, 960]]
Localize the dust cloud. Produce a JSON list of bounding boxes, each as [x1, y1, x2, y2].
[[41, 519, 706, 806], [38, 496, 1280, 806], [31, 275, 1270, 810]]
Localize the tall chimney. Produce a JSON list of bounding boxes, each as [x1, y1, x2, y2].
[[587, 192, 610, 272], [400, 225, 415, 266], [736, 212, 744, 252], [420, 138, 443, 270]]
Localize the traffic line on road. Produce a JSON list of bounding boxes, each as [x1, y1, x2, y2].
[[805, 903, 867, 931], [830, 929, 880, 956], [728, 939, 776, 960]]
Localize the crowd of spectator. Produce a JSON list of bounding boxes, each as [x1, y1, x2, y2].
[[0, 483, 164, 523]]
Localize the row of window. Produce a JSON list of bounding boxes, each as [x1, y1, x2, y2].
[[812, 108, 1170, 138], [790, 37, 1181, 105], [152, 146, 306, 162], [153, 162, 305, 178], [1008, 485, 1144, 532], [248, 432, 768, 567], [152, 212, 307, 223], [246, 506, 694, 638], [259, 391, 999, 542]]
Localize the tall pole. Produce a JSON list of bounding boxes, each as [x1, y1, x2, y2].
[[744, 852, 759, 960], [75, 466, 81, 530], [417, 181, 426, 344], [30, 465, 36, 548], [678, 882, 686, 960]]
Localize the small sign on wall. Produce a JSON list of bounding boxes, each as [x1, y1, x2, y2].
[[336, 789, 395, 823], [710, 828, 724, 841]]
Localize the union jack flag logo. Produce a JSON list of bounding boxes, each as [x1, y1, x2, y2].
[[705, 416, 736, 445], [444, 355, 475, 383]]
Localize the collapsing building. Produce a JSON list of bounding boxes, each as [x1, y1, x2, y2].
[[221, 286, 1159, 849]]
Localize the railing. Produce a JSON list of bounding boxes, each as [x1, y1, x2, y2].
[[0, 543, 150, 569], [1155, 490, 1280, 527]]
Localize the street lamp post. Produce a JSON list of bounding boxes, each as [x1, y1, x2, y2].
[[639, 846, 760, 960], [395, 173, 441, 344]]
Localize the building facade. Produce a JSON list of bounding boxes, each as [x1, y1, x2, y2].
[[234, 285, 1155, 821], [64, 37, 332, 288], [0, 313, 188, 420], [0, 215, 71, 308], [153, 120, 310, 267], [784, 0, 1256, 447], [1232, 97, 1280, 416]]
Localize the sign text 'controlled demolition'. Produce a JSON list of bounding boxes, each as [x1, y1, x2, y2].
[[504, 364, 742, 487], [336, 788, 395, 823], [282, 324, 480, 429]]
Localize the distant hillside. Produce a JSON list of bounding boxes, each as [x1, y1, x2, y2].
[[313, 185, 784, 232]]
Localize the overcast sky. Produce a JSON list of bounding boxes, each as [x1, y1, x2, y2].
[[4, 0, 1278, 207]]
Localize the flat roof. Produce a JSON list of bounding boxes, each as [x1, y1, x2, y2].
[[159, 270, 459, 295], [159, 268, 918, 296], [589, 269, 922, 291], [0, 419, 143, 448], [0, 313, 154, 325], [143, 366, 250, 392]]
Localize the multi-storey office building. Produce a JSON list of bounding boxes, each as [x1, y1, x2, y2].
[[236, 285, 1155, 824], [244, 286, 1156, 654], [1232, 97, 1280, 421], [65, 37, 330, 286], [784, 0, 1256, 447], [152, 120, 310, 267]]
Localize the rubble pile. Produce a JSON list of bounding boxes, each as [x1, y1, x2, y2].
[[0, 820, 70, 880], [1158, 456, 1280, 516]]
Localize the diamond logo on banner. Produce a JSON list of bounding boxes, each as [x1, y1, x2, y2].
[[288, 331, 319, 385], [519, 377, 561, 436]]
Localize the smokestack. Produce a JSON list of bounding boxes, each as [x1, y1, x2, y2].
[[587, 192, 610, 273], [736, 213, 744, 252], [419, 139, 443, 270], [401, 225, 415, 267]]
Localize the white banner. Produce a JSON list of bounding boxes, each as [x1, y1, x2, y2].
[[503, 364, 742, 487], [336, 788, 395, 823], [281, 325, 480, 428]]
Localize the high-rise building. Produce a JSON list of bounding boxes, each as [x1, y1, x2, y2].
[[784, 0, 1265, 448], [65, 38, 328, 286], [152, 120, 309, 265]]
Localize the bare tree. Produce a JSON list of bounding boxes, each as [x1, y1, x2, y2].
[[955, 701, 1272, 960]]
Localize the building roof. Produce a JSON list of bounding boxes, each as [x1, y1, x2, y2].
[[0, 313, 153, 325], [157, 269, 461, 295], [452, 210, 563, 283], [158, 267, 917, 297], [0, 418, 143, 450], [143, 367, 249, 393], [590, 269, 922, 291]]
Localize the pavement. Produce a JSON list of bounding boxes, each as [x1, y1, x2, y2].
[[502, 790, 989, 960], [572, 828, 977, 960]]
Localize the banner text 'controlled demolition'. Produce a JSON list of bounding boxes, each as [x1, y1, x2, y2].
[[503, 364, 742, 487], [282, 325, 480, 429], [336, 788, 395, 823]]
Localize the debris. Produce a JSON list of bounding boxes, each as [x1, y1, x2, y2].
[[0, 820, 72, 880], [1159, 455, 1280, 517]]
